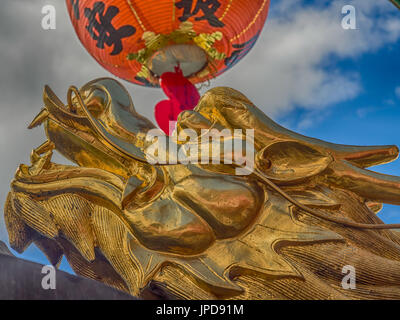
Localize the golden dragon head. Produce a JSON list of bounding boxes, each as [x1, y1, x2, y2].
[[5, 78, 400, 299]]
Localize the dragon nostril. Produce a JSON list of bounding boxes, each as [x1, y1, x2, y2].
[[86, 99, 105, 119], [68, 103, 77, 114]]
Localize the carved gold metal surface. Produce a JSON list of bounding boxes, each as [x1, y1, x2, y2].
[[5, 78, 400, 299]]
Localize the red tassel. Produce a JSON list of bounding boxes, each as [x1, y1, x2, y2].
[[155, 66, 200, 135]]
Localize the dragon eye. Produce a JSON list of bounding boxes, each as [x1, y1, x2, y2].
[[70, 87, 107, 119], [85, 91, 107, 118]]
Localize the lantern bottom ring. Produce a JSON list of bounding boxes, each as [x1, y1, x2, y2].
[[147, 44, 208, 79]]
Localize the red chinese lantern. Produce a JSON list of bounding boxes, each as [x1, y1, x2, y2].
[[66, 0, 270, 133]]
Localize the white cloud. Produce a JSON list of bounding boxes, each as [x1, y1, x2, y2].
[[395, 86, 400, 99], [211, 0, 400, 120], [297, 110, 332, 130]]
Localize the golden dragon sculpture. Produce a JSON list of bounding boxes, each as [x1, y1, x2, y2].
[[5, 77, 400, 299]]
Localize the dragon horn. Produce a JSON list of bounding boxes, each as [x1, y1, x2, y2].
[[254, 116, 399, 169], [323, 144, 398, 168], [327, 160, 400, 205], [28, 108, 49, 129]]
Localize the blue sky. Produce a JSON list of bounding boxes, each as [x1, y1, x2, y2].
[[292, 38, 400, 224], [1, 0, 399, 274], [288, 38, 400, 162]]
